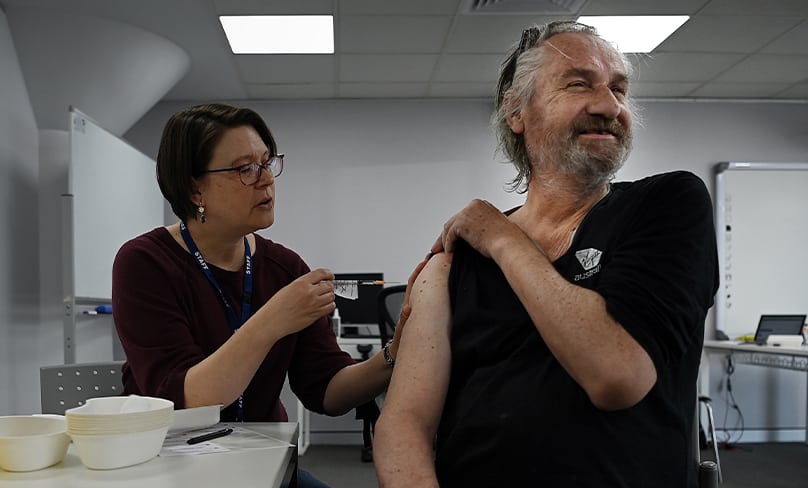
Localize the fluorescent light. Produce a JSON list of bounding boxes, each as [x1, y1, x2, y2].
[[577, 16, 689, 53], [219, 15, 334, 54]]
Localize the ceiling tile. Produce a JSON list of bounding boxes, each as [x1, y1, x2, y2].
[[245, 83, 336, 98], [629, 52, 745, 82], [761, 21, 808, 54], [699, 0, 808, 16], [656, 16, 801, 53], [428, 82, 494, 98], [340, 16, 451, 53], [773, 83, 808, 99], [433, 54, 503, 82], [234, 55, 335, 83], [340, 54, 439, 82], [690, 82, 793, 98], [212, 0, 334, 15], [445, 15, 555, 54], [338, 83, 428, 98], [580, 0, 708, 15], [715, 54, 808, 83], [339, 0, 461, 15], [631, 82, 703, 98]]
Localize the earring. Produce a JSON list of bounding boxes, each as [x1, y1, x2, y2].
[[197, 202, 206, 223]]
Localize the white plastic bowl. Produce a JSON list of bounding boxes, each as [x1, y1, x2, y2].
[[66, 395, 173, 435], [70, 426, 169, 470], [0, 415, 70, 472], [66, 395, 173, 416]]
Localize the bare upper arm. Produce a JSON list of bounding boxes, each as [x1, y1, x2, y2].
[[384, 253, 453, 431]]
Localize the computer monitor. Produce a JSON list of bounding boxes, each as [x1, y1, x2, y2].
[[333, 272, 383, 329]]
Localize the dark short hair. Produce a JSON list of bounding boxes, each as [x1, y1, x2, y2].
[[156, 103, 278, 221]]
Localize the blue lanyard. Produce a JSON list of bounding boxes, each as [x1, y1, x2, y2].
[[179, 222, 252, 420]]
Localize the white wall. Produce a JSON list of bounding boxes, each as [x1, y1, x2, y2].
[[0, 7, 41, 414]]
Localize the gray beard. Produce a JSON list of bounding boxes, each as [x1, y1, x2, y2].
[[536, 129, 633, 193]]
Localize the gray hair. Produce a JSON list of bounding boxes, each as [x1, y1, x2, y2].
[[492, 21, 637, 193]]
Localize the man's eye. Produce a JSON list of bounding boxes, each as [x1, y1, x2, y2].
[[240, 164, 256, 175]]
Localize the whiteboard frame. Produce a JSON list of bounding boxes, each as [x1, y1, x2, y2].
[[713, 161, 808, 333], [63, 107, 163, 363]]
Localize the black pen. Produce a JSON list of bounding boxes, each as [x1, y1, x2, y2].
[[187, 427, 234, 445]]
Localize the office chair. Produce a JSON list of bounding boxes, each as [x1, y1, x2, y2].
[[39, 361, 125, 414], [377, 284, 407, 346], [697, 395, 722, 487]]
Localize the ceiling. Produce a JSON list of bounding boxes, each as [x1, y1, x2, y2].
[[4, 0, 808, 132]]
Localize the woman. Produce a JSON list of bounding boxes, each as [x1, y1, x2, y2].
[[112, 103, 419, 487]]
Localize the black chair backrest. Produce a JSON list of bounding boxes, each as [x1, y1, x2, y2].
[[377, 285, 407, 345]]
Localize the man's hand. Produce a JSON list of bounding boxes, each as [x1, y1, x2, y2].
[[431, 199, 519, 257]]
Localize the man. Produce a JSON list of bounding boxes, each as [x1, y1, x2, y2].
[[373, 21, 718, 487]]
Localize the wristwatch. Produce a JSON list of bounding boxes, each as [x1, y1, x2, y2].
[[382, 340, 396, 368]]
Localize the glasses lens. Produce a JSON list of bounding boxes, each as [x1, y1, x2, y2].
[[235, 164, 254, 185], [270, 155, 284, 178], [239, 156, 284, 185]]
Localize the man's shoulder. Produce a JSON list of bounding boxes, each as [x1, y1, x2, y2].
[[621, 170, 702, 188], [614, 170, 708, 200]]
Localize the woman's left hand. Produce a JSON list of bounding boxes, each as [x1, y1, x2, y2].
[[388, 254, 431, 357]]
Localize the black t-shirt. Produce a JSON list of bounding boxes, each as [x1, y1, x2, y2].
[[437, 171, 719, 488]]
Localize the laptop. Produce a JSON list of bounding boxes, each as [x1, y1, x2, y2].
[[749, 314, 806, 345]]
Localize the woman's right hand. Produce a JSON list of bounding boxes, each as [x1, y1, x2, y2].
[[260, 268, 336, 337]]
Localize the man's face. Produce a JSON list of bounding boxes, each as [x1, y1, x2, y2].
[[514, 32, 633, 185]]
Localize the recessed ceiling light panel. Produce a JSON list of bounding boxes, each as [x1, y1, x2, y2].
[[578, 16, 689, 53], [219, 15, 334, 54]]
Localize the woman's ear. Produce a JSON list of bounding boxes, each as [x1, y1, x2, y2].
[[189, 180, 204, 205]]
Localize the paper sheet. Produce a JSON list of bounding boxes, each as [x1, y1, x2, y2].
[[334, 280, 359, 300]]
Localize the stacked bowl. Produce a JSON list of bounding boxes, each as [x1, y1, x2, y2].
[[66, 395, 174, 470], [0, 415, 70, 472]]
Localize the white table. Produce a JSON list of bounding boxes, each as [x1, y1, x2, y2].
[[0, 422, 298, 487], [702, 340, 808, 442]]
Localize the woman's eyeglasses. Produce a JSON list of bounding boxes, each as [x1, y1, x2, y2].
[[202, 154, 284, 185]]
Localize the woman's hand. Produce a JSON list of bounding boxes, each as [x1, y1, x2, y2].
[[259, 268, 336, 337]]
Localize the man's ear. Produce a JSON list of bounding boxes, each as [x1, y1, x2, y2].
[[502, 92, 525, 134], [507, 110, 525, 134]]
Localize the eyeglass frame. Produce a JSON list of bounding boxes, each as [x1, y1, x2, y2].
[[201, 154, 284, 185]]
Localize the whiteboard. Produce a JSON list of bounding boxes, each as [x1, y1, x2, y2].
[[714, 162, 808, 337], [67, 108, 164, 301]]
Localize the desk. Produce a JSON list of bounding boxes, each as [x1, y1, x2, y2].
[[0, 422, 298, 488], [702, 340, 808, 443]]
